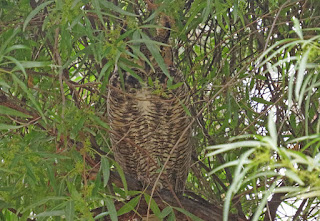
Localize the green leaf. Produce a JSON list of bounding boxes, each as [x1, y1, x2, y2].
[[202, 0, 213, 23], [140, 32, 172, 81], [98, 60, 113, 81], [0, 167, 19, 175], [206, 141, 261, 156], [144, 193, 161, 217], [292, 17, 303, 39], [105, 198, 117, 221], [285, 169, 304, 185], [34, 210, 65, 217], [90, 115, 110, 129], [99, 0, 138, 17], [159, 206, 173, 219], [251, 181, 277, 221], [167, 82, 183, 90], [296, 48, 310, 105], [5, 56, 27, 78], [118, 62, 144, 83], [268, 109, 277, 147], [94, 212, 110, 220], [101, 157, 110, 187], [114, 161, 128, 194], [0, 27, 20, 60], [181, 102, 191, 117], [296, 190, 320, 199], [65, 201, 75, 221], [23, 1, 54, 31], [45, 163, 58, 194], [174, 207, 204, 221], [92, 170, 102, 196], [0, 105, 31, 118], [208, 159, 251, 176], [129, 45, 154, 72], [11, 74, 46, 123], [20, 61, 51, 68], [117, 195, 141, 216], [22, 197, 67, 213], [0, 80, 10, 88], [251, 97, 273, 105], [4, 44, 30, 54], [0, 123, 24, 130], [70, 115, 86, 139]]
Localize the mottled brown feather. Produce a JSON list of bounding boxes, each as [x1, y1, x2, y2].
[[107, 66, 192, 193]]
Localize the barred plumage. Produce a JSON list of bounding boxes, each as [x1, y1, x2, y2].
[[107, 66, 192, 192]]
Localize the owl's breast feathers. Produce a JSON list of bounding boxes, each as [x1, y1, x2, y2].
[[107, 66, 192, 193]]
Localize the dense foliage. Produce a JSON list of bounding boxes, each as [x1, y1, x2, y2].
[[1, 0, 320, 220]]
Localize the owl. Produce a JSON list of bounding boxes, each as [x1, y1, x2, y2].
[[107, 20, 192, 193]]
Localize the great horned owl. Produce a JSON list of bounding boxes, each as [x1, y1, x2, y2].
[[107, 19, 192, 193]]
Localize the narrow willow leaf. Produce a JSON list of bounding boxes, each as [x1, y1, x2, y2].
[[0, 80, 10, 88], [168, 210, 176, 221], [285, 169, 304, 185], [11, 74, 46, 123], [174, 207, 203, 221], [105, 198, 117, 221], [292, 17, 303, 39], [99, 0, 137, 17], [70, 116, 86, 139], [0, 105, 31, 118], [159, 206, 173, 219], [251, 97, 273, 105], [243, 171, 279, 184], [98, 60, 113, 81], [268, 109, 277, 146], [295, 48, 310, 102], [129, 46, 154, 72], [117, 195, 141, 216], [0, 27, 20, 59], [92, 170, 101, 197], [4, 45, 30, 54], [251, 181, 277, 221], [0, 167, 19, 175], [181, 103, 191, 117], [208, 159, 251, 176], [144, 193, 161, 217], [0, 200, 12, 208], [118, 62, 144, 83], [34, 210, 65, 217], [92, 0, 104, 26], [296, 190, 320, 199], [20, 61, 51, 68], [113, 161, 128, 194], [206, 141, 261, 156], [0, 124, 24, 130], [45, 163, 58, 194], [273, 186, 304, 193], [23, 1, 54, 31], [65, 201, 75, 221], [140, 32, 172, 81], [101, 157, 110, 187], [223, 149, 255, 221], [298, 73, 312, 108], [22, 197, 67, 213], [202, 0, 212, 23], [5, 56, 27, 78], [90, 115, 110, 129], [167, 82, 183, 90], [94, 212, 110, 220]]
